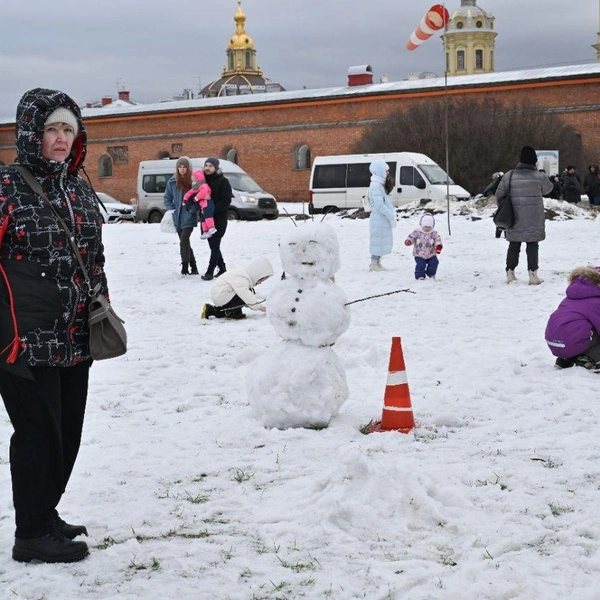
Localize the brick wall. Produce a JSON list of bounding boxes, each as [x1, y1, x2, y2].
[[2, 75, 600, 205]]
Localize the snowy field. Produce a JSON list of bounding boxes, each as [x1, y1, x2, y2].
[[1, 198, 600, 600]]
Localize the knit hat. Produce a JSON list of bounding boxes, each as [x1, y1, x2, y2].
[[44, 107, 79, 135], [519, 145, 538, 165], [204, 157, 220, 169], [420, 214, 435, 229], [176, 156, 191, 169]]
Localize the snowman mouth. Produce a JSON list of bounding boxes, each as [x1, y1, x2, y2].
[[301, 262, 315, 266]]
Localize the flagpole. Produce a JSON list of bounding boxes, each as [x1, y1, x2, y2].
[[443, 3, 451, 236]]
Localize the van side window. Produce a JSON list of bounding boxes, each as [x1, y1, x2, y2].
[[143, 174, 171, 194], [347, 163, 371, 187], [312, 164, 346, 188]]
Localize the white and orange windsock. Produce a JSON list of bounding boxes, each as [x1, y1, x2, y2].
[[406, 4, 450, 51]]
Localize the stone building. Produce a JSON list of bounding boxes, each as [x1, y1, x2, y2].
[[442, 0, 497, 76]]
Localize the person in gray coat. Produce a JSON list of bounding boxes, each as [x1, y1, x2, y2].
[[495, 146, 553, 285]]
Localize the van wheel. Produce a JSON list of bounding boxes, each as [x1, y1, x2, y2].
[[323, 206, 339, 215], [227, 209, 240, 221], [148, 211, 163, 224]]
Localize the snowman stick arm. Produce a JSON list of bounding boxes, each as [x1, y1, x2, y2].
[[345, 288, 415, 306]]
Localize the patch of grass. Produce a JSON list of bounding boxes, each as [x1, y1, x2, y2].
[[230, 467, 254, 483], [548, 502, 575, 516], [183, 490, 209, 504], [277, 554, 320, 572]]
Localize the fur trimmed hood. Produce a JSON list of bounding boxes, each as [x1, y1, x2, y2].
[[568, 266, 600, 287]]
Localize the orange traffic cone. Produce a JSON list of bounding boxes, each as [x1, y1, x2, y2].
[[367, 337, 415, 433]]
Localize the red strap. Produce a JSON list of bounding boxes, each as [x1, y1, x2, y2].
[[0, 216, 21, 364]]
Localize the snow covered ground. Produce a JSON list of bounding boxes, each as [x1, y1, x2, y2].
[[1, 198, 600, 600]]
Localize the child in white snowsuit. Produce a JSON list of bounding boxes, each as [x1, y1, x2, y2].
[[404, 213, 443, 280], [183, 170, 216, 239], [201, 257, 273, 320]]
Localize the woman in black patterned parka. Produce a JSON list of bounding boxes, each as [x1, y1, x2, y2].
[[0, 88, 108, 563]]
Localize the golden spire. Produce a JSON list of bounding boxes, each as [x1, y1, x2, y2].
[[228, 0, 254, 50]]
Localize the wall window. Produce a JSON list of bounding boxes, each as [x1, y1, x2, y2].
[[171, 143, 183, 154], [475, 49, 483, 70], [294, 144, 311, 170], [225, 148, 238, 164], [98, 155, 112, 178], [245, 51, 251, 69], [457, 50, 465, 70], [491, 51, 494, 70]]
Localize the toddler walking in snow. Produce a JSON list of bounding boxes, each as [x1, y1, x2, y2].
[[404, 213, 443, 280], [201, 257, 273, 320], [545, 266, 600, 372], [184, 170, 216, 239]]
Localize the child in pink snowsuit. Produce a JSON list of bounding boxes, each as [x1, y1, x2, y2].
[[183, 170, 217, 239], [404, 213, 443, 280]]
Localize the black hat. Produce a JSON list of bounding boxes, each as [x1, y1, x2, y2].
[[519, 146, 538, 165]]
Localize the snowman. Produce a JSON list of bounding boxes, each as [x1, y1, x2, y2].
[[247, 222, 351, 429]]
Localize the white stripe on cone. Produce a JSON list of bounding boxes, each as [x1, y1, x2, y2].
[[383, 406, 413, 412], [386, 371, 408, 386]]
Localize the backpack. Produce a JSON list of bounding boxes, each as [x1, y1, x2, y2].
[[362, 191, 372, 213]]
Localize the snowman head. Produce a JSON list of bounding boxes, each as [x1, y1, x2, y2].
[[279, 222, 341, 280]]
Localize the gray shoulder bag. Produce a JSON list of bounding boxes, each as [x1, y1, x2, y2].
[[13, 165, 127, 360]]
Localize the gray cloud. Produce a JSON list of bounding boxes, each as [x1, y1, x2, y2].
[[1, 0, 598, 120]]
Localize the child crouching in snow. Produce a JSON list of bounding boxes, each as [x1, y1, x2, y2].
[[545, 266, 600, 372], [184, 170, 216, 239], [404, 213, 443, 280], [202, 257, 273, 320]]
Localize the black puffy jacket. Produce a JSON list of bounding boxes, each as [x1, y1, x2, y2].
[[205, 171, 233, 215], [0, 88, 107, 375]]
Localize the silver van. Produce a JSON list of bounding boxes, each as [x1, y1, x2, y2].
[[134, 158, 279, 223]]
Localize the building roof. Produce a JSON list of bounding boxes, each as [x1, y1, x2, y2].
[[3, 62, 600, 126]]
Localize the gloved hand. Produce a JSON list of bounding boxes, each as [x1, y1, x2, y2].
[[435, 245, 443, 254], [405, 240, 412, 246], [183, 189, 196, 203]]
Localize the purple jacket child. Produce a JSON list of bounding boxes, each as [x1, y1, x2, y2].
[[545, 266, 600, 365]]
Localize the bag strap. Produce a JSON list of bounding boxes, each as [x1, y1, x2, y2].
[[12, 164, 99, 295]]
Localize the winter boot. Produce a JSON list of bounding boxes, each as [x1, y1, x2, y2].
[[189, 258, 199, 275], [201, 304, 214, 319], [369, 258, 383, 272], [12, 531, 89, 563], [528, 270, 544, 285], [181, 262, 189, 276], [201, 271, 214, 281], [51, 513, 88, 540], [506, 269, 517, 283]]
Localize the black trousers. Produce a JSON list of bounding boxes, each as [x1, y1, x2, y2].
[[206, 212, 228, 274], [176, 227, 196, 264], [506, 241, 539, 272], [0, 361, 90, 538], [213, 294, 244, 318]]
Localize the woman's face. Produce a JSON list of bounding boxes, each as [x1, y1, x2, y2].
[[177, 164, 189, 175], [204, 163, 216, 175], [42, 122, 75, 162]]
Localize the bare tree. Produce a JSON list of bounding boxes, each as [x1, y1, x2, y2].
[[353, 96, 584, 195]]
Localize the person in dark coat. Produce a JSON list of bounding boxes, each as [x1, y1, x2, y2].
[[483, 171, 504, 238], [0, 89, 109, 563], [495, 145, 553, 285], [584, 164, 600, 206], [545, 266, 600, 371], [562, 165, 583, 203], [200, 157, 233, 280]]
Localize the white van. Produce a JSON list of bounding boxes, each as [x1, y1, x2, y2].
[[134, 158, 279, 223], [309, 152, 471, 213]]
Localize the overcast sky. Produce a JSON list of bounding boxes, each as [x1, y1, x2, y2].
[[1, 0, 599, 120]]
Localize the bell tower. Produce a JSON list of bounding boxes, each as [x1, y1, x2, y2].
[[442, 0, 497, 76], [224, 0, 261, 77]]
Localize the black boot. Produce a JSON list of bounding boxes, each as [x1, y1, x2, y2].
[[201, 304, 215, 319], [181, 262, 189, 276], [13, 531, 89, 563], [201, 271, 214, 281], [51, 514, 88, 540], [189, 258, 199, 275], [215, 262, 227, 278]]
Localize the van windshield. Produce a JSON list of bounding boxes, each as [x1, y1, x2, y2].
[[225, 172, 264, 193], [419, 164, 455, 185]]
